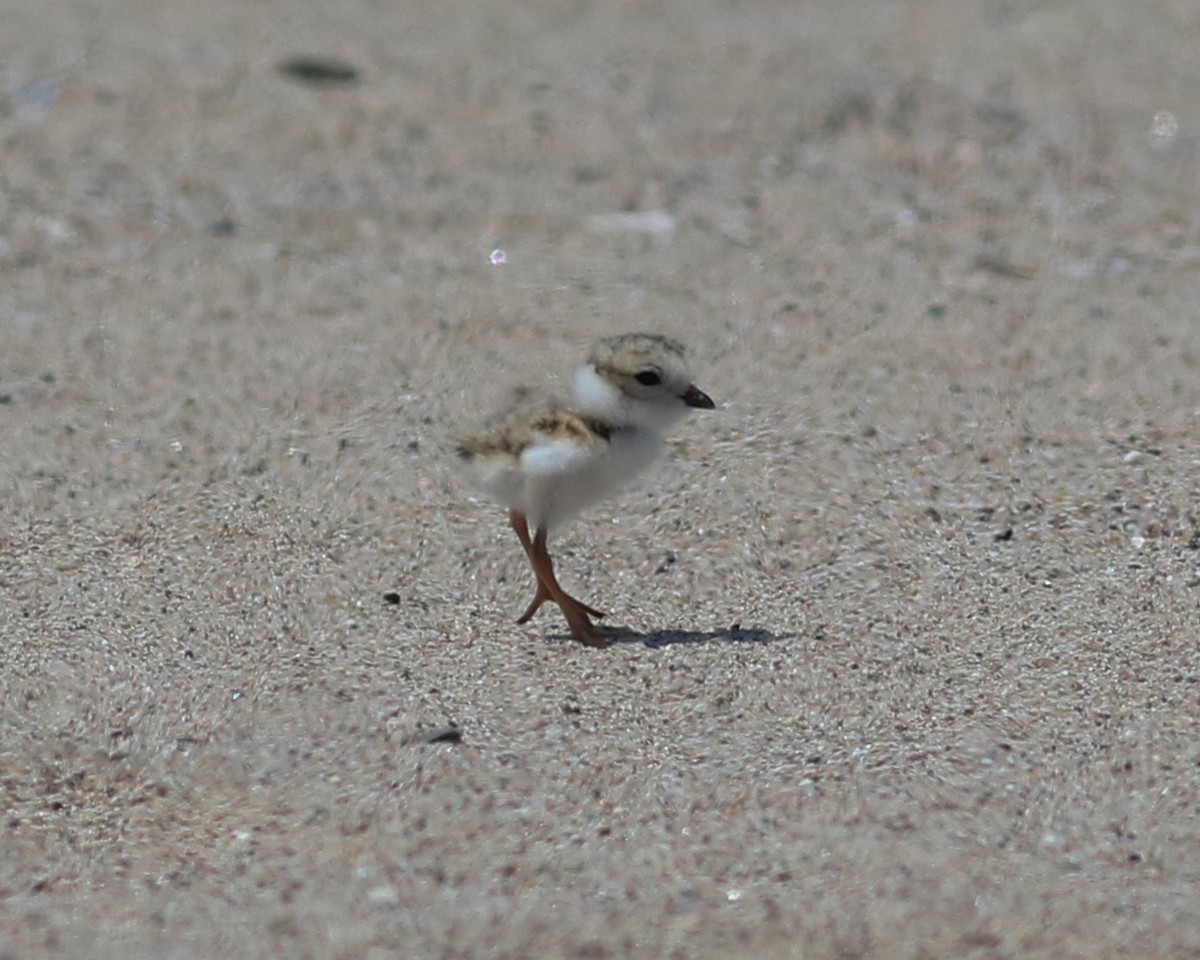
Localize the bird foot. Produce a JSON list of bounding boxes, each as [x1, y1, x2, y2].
[[516, 580, 605, 624]]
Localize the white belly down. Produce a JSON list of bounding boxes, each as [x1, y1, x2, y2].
[[519, 428, 663, 532]]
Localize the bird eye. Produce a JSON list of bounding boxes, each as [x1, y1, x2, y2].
[[634, 370, 662, 386]]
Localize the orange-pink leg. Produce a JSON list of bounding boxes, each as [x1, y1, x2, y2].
[[508, 510, 607, 646]]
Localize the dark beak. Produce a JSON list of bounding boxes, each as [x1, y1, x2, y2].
[[682, 384, 715, 410]]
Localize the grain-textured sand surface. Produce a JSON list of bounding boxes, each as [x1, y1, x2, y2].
[[3, 1, 1200, 957]]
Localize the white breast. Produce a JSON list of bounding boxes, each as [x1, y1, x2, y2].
[[520, 427, 664, 532]]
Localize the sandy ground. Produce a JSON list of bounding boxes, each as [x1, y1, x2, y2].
[[3, 0, 1200, 957]]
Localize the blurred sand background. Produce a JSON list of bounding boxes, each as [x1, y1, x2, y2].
[[3, 0, 1200, 957]]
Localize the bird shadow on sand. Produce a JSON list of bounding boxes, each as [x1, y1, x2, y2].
[[572, 624, 786, 648]]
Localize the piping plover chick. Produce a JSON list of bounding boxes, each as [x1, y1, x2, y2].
[[457, 333, 715, 647]]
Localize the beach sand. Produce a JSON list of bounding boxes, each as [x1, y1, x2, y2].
[[2, 1, 1199, 956]]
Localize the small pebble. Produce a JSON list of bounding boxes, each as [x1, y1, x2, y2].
[[415, 725, 462, 745], [278, 56, 361, 86]]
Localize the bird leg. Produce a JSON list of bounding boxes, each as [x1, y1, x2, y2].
[[509, 511, 604, 621], [508, 510, 607, 646]]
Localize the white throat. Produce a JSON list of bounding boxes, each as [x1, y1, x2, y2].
[[572, 363, 627, 424]]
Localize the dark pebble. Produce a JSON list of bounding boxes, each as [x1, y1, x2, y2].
[[278, 56, 361, 86], [416, 725, 462, 745]]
